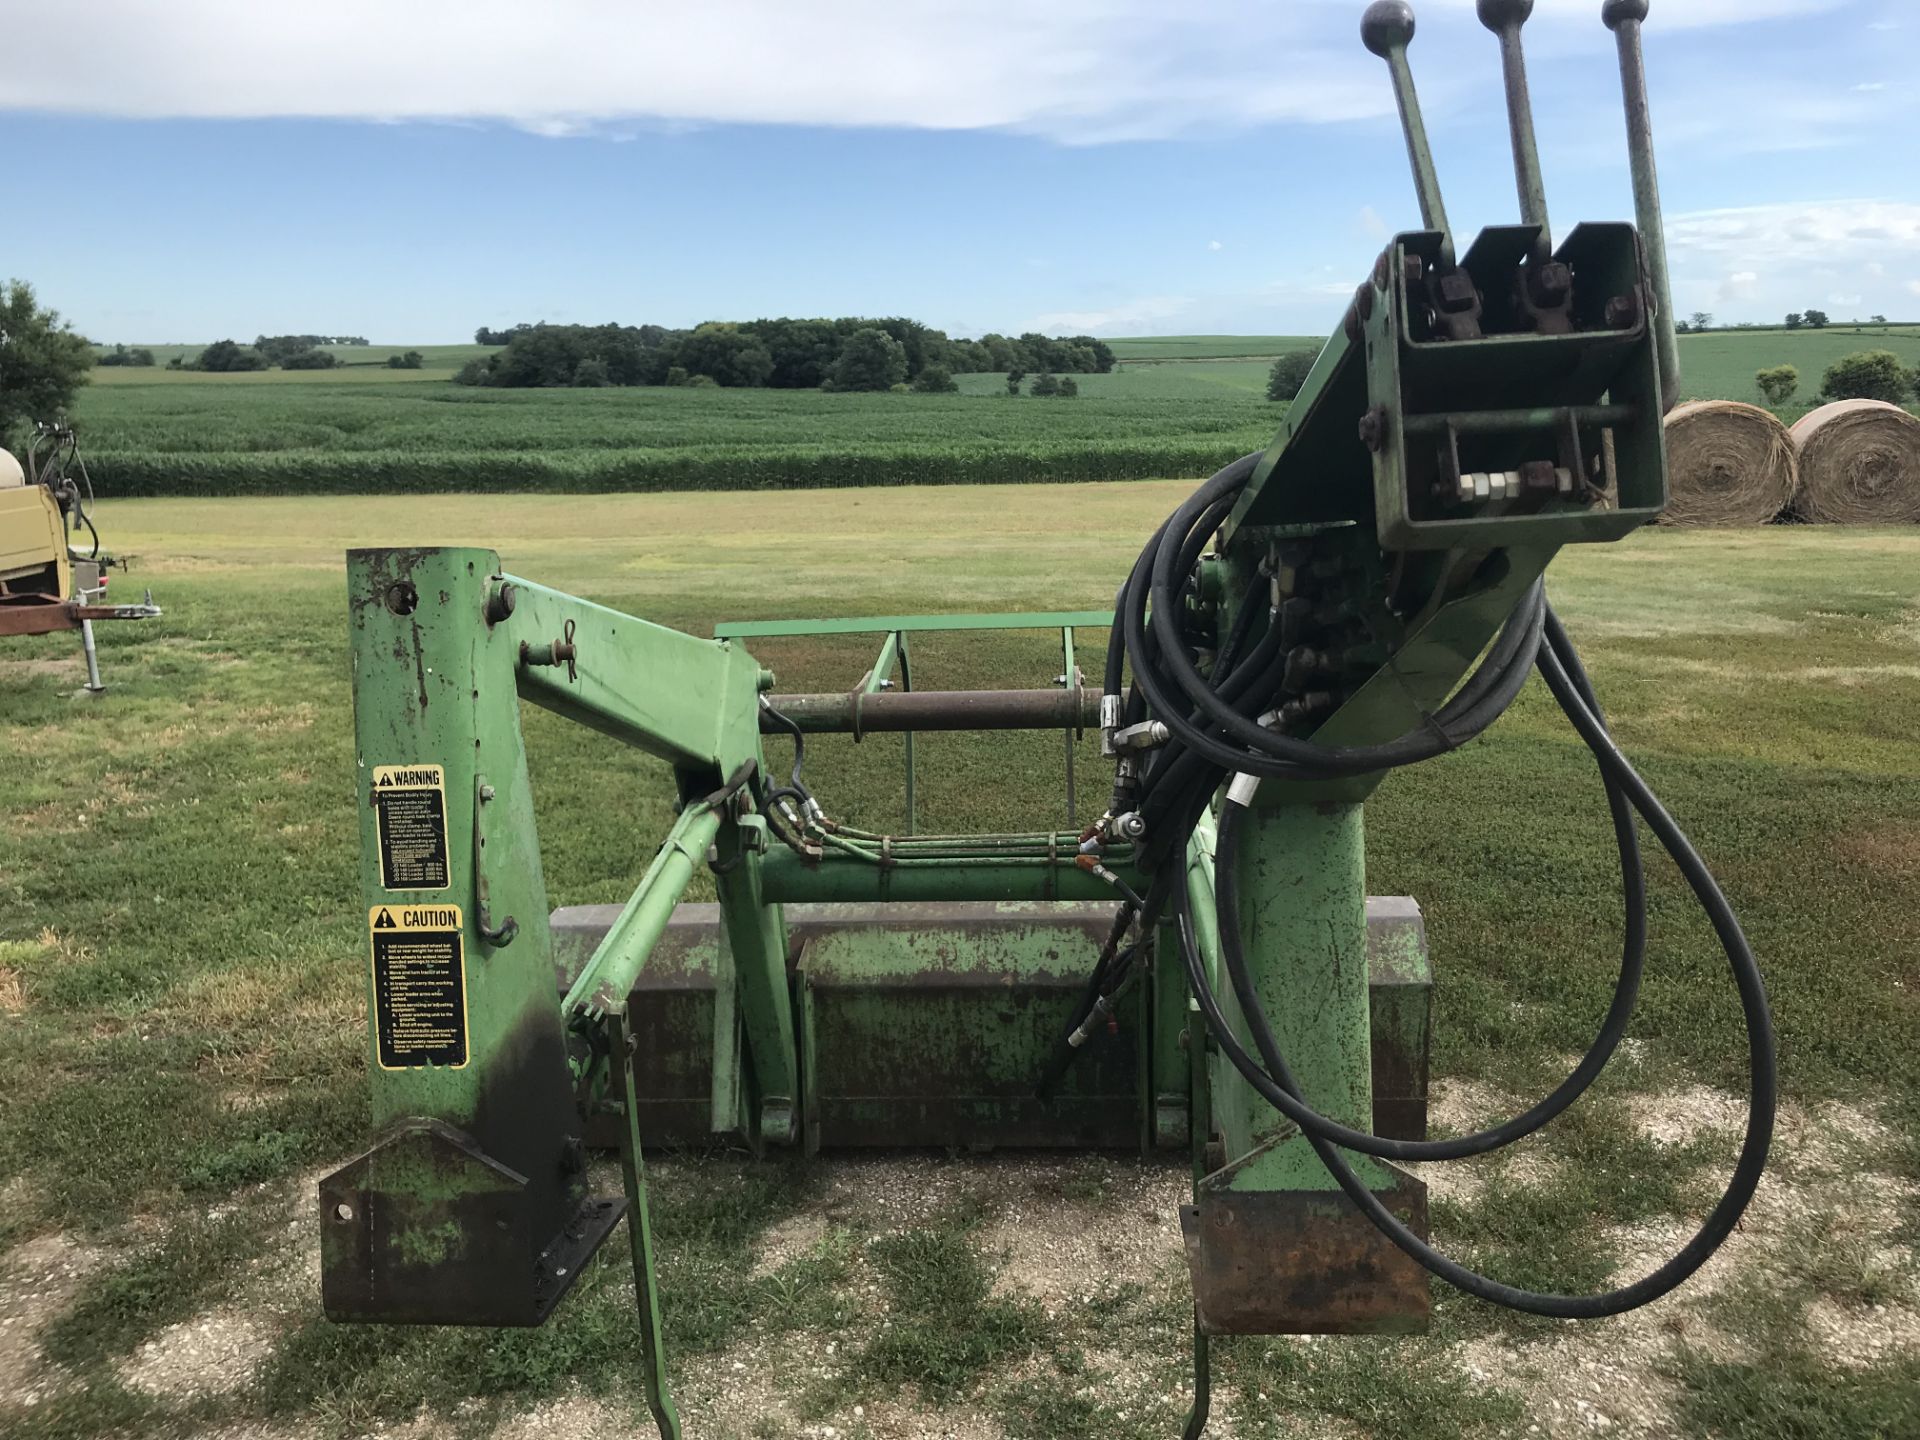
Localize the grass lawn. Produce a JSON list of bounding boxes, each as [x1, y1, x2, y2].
[[2, 487, 1917, 1439]]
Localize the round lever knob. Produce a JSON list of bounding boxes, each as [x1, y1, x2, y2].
[[1602, 0, 1650, 28], [1477, 0, 1534, 28], [1361, 0, 1416, 57]]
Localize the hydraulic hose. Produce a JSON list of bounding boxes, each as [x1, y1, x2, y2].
[[1203, 647, 1776, 1314], [1076, 452, 1775, 1322]]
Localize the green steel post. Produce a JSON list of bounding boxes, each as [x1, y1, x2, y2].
[[1212, 800, 1385, 1190], [327, 547, 607, 1327], [711, 821, 799, 1145], [863, 630, 901, 693], [1061, 625, 1077, 824], [612, 1011, 682, 1440], [898, 631, 916, 834]]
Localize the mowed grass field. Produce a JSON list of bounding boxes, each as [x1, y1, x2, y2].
[[2, 487, 1918, 1439]]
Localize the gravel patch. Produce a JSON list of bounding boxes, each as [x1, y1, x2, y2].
[[0, 1232, 108, 1412], [119, 1307, 274, 1399]]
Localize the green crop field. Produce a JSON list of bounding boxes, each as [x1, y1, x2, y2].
[[89, 342, 500, 381], [1671, 324, 1920, 408], [54, 321, 1920, 500], [2, 488, 1916, 1439], [69, 367, 1279, 496], [1107, 335, 1320, 361]]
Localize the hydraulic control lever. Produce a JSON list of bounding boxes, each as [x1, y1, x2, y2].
[[1361, 2, 1483, 340], [1477, 0, 1573, 332], [1605, 0, 1681, 409]]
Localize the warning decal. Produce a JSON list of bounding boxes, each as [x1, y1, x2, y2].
[[372, 763, 450, 891], [369, 904, 468, 1070]]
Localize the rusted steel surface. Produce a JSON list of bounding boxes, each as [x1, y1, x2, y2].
[[1180, 1176, 1431, 1334], [0, 598, 161, 635], [320, 1117, 623, 1327], [763, 687, 1100, 734], [1363, 896, 1433, 1142], [550, 899, 1432, 1152]]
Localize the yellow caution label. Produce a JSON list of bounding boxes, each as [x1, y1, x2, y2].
[[371, 763, 449, 891], [368, 903, 468, 1069]]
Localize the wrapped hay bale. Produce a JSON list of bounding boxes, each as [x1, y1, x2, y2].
[[1789, 399, 1920, 525], [1660, 400, 1798, 527]]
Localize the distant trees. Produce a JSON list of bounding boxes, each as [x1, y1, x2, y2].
[[1801, 309, 1830, 329], [1821, 350, 1911, 403], [827, 327, 908, 392], [278, 348, 339, 370], [1006, 370, 1025, 396], [460, 317, 1116, 391], [1266, 348, 1317, 402], [0, 280, 93, 443], [97, 343, 156, 367], [911, 363, 958, 394], [1754, 365, 1799, 406], [256, 334, 364, 363], [387, 351, 425, 369], [675, 323, 775, 389], [1784, 313, 1803, 330], [1689, 311, 1714, 333], [188, 339, 269, 372], [1029, 372, 1061, 397]]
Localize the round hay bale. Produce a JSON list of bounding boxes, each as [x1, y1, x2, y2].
[[1789, 399, 1920, 525], [1660, 400, 1798, 527]]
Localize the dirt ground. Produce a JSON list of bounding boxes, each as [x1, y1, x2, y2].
[[4, 1079, 1914, 1439]]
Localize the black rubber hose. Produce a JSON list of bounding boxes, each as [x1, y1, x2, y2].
[[760, 700, 810, 795], [1180, 639, 1649, 1163], [1205, 639, 1776, 1316], [1118, 461, 1545, 782]]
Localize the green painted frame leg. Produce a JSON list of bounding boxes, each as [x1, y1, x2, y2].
[[1182, 991, 1214, 1440], [612, 1013, 681, 1440]]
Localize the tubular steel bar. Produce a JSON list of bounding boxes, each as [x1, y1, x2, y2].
[[1402, 403, 1636, 437], [714, 610, 1114, 639], [759, 847, 1148, 905], [563, 804, 726, 1017], [765, 686, 1101, 735], [1604, 0, 1679, 412], [1478, 0, 1550, 255], [1361, 3, 1453, 263]]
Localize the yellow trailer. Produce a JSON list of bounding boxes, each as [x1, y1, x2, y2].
[[0, 425, 159, 692]]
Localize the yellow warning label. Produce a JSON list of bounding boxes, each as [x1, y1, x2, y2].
[[371, 764, 450, 891], [368, 903, 468, 1070]]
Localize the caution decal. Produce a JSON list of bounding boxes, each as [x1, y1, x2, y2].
[[371, 763, 450, 891], [368, 904, 468, 1070]]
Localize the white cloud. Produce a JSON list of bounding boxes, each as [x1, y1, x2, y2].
[[1030, 295, 1191, 335], [1907, 280, 1920, 298], [1666, 201, 1920, 322], [0, 0, 1860, 143], [1207, 240, 1223, 252], [1356, 205, 1389, 241], [1852, 82, 1887, 93]]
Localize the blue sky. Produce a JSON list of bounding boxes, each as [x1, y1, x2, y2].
[[2, 0, 1914, 344]]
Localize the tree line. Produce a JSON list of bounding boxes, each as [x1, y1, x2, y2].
[[459, 318, 1116, 391], [1756, 351, 1920, 408]]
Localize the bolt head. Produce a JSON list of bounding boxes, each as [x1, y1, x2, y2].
[[1476, 0, 1533, 31], [1601, 0, 1649, 30], [1360, 0, 1416, 57]]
